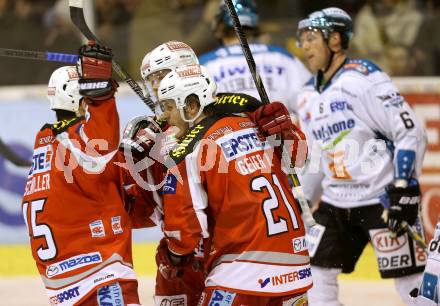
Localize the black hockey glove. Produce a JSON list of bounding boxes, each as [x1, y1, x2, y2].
[[77, 41, 118, 102], [384, 179, 421, 235]]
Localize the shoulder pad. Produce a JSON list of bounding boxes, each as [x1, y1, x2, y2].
[[214, 92, 262, 113], [305, 76, 314, 87], [342, 59, 382, 76], [168, 115, 223, 164], [41, 116, 83, 135], [266, 45, 294, 59], [199, 48, 222, 64]]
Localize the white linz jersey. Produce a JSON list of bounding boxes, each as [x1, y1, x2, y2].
[[199, 43, 311, 114], [297, 59, 427, 208]]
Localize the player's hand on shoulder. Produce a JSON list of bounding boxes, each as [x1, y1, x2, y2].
[[248, 101, 307, 167], [77, 40, 118, 103], [248, 102, 304, 139], [382, 179, 421, 236], [120, 116, 176, 163]]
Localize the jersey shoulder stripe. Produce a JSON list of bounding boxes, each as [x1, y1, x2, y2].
[[168, 115, 224, 164], [341, 58, 382, 76], [40, 116, 84, 135]]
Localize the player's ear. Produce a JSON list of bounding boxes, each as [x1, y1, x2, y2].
[[185, 95, 201, 116], [329, 32, 342, 52]]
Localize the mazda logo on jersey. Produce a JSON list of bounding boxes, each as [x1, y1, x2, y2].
[[46, 252, 102, 278]]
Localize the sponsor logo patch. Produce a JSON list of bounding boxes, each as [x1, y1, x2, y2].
[[46, 252, 102, 278], [171, 124, 204, 158], [208, 289, 236, 306], [29, 145, 53, 176], [163, 174, 177, 195], [90, 220, 105, 238], [97, 282, 124, 306], [293, 236, 307, 253], [166, 41, 192, 51], [312, 119, 355, 142], [258, 268, 312, 288], [330, 100, 353, 112], [49, 286, 80, 305], [217, 128, 265, 162], [176, 64, 201, 78]]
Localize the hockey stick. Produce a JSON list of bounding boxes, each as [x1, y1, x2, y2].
[[402, 221, 428, 254], [0, 138, 31, 167], [0, 48, 78, 64], [68, 0, 154, 111], [224, 0, 316, 227]]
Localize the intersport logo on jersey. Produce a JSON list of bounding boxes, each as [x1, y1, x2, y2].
[[46, 252, 102, 278], [258, 267, 311, 288], [49, 286, 80, 305]]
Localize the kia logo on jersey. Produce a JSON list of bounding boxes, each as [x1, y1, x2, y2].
[[371, 229, 407, 253]]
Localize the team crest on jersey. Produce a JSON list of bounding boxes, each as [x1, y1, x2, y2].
[[90, 220, 105, 238], [376, 91, 404, 108], [111, 216, 123, 234], [154, 294, 187, 306]]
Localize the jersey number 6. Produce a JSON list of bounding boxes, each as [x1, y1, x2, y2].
[[251, 173, 300, 236], [22, 199, 58, 261]]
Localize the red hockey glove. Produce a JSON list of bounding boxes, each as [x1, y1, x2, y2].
[[248, 102, 308, 167], [119, 116, 173, 163], [77, 41, 118, 102], [156, 239, 194, 280]]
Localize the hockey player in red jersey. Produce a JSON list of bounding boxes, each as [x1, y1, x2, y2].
[[120, 41, 206, 306], [22, 42, 141, 306], [151, 63, 311, 305]]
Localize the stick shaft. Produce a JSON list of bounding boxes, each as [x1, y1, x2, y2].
[[69, 0, 154, 111], [224, 0, 316, 227], [0, 48, 78, 64]]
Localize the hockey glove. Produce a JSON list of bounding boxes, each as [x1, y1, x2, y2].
[[120, 116, 175, 163], [382, 179, 421, 235], [77, 41, 118, 102], [247, 102, 308, 167], [156, 239, 195, 280]]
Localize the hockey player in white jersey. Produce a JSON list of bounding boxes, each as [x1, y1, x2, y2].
[[414, 219, 440, 305], [199, 0, 310, 116], [295, 7, 428, 306]]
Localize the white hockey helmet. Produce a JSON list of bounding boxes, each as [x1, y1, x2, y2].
[[140, 41, 199, 104], [158, 64, 217, 123], [47, 66, 82, 113], [140, 41, 199, 79]]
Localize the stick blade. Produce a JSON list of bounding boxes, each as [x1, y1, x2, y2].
[[69, 0, 98, 41]]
